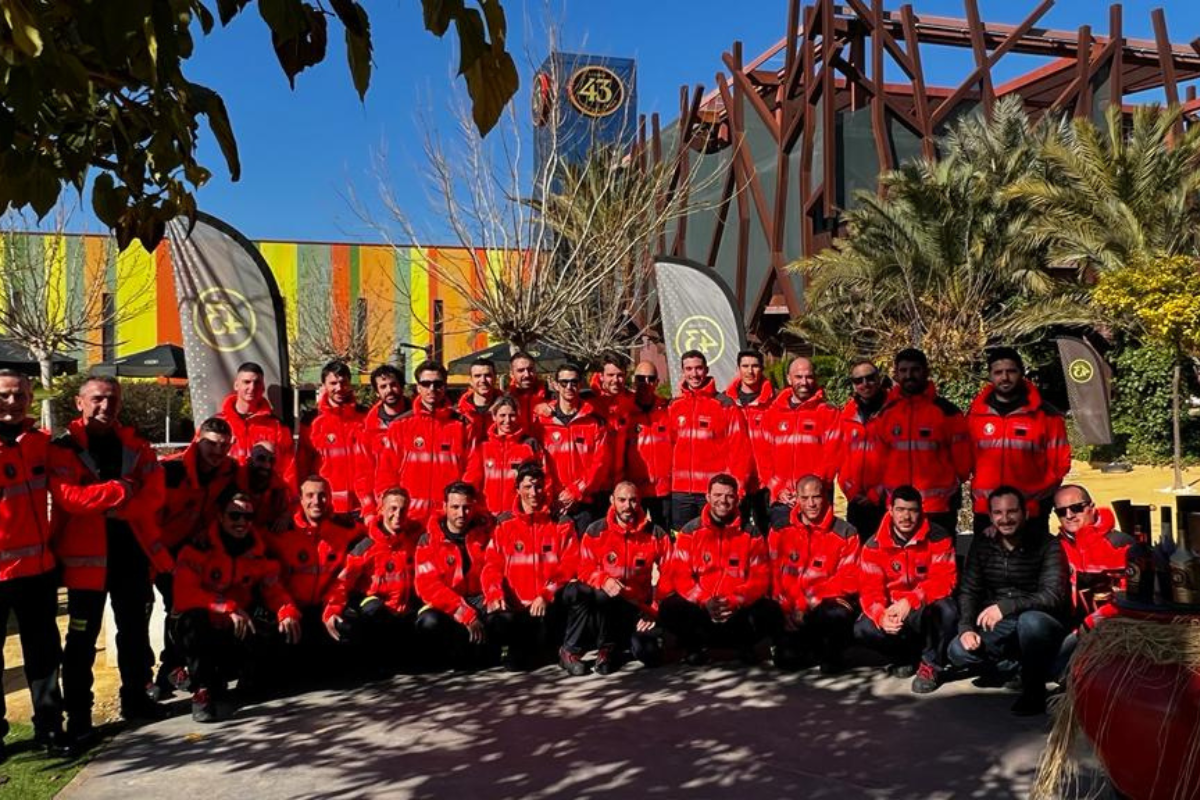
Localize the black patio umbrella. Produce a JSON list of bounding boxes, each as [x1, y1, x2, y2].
[[92, 343, 187, 379], [447, 341, 574, 376], [0, 340, 78, 377]]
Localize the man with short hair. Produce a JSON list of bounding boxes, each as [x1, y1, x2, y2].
[[415, 482, 495, 669], [575, 481, 670, 674], [374, 361, 469, 521], [876, 348, 972, 533], [507, 352, 551, 431], [236, 442, 292, 532], [658, 474, 771, 666], [855, 485, 958, 694], [216, 361, 295, 487], [668, 351, 751, 531], [0, 370, 69, 757], [1052, 484, 1132, 621], [298, 360, 368, 517], [967, 347, 1071, 535], [949, 486, 1070, 715], [725, 349, 775, 533], [590, 352, 636, 502], [52, 376, 173, 741], [763, 475, 860, 673], [457, 358, 500, 448], [833, 359, 889, 541], [357, 364, 407, 521], [534, 363, 610, 534], [760, 357, 840, 529], [626, 361, 673, 530]]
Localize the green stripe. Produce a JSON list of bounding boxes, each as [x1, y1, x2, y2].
[[393, 247, 411, 379]]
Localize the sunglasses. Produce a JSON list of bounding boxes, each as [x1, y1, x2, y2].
[[1053, 501, 1091, 518], [634, 375, 659, 385], [417, 380, 445, 389], [851, 373, 880, 385], [557, 378, 581, 387], [227, 511, 254, 522]]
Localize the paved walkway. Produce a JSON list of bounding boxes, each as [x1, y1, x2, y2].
[[60, 663, 1092, 800]]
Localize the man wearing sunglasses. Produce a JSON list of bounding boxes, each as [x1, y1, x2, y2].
[[967, 347, 1071, 536], [1052, 485, 1131, 622], [534, 363, 610, 534], [626, 362, 673, 529], [374, 361, 469, 521], [724, 349, 775, 533], [833, 360, 889, 541]]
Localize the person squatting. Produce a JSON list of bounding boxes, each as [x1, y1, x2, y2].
[[0, 344, 1125, 760]]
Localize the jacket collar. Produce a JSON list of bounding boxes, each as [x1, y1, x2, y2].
[[771, 386, 828, 411], [725, 376, 775, 407], [679, 376, 718, 398]]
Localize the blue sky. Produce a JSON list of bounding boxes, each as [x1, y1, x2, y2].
[[131, 0, 1200, 243]]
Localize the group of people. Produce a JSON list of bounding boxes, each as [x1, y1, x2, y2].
[[0, 343, 1133, 762]]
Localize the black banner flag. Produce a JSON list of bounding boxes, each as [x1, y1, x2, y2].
[[654, 257, 747, 395], [1056, 337, 1113, 446], [166, 212, 291, 423]]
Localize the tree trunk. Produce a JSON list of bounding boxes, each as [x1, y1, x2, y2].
[[37, 354, 55, 434], [1173, 357, 1184, 491]]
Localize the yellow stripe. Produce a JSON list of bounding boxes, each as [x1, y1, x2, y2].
[[44, 234, 68, 333], [114, 242, 157, 354], [259, 242, 299, 344], [483, 249, 508, 346], [409, 248, 431, 366]]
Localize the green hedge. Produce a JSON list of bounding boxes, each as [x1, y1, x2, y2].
[[50, 375, 193, 442]]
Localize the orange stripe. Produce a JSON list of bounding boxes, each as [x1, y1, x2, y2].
[[156, 242, 182, 344], [360, 245, 394, 374], [332, 244, 351, 353]]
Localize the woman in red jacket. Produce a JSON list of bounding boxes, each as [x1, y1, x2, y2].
[[463, 396, 545, 516]]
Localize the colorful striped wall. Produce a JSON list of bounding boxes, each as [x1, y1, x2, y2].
[[0, 233, 498, 382]]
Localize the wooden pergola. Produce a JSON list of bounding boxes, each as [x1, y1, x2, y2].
[[642, 0, 1200, 342]]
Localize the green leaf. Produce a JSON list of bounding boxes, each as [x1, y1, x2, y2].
[[193, 1, 215, 34], [28, 167, 59, 220], [453, 8, 486, 77], [480, 0, 507, 46], [266, 2, 327, 87], [422, 0, 464, 37], [328, 0, 367, 37], [258, 0, 304, 41], [464, 50, 518, 136], [92, 173, 122, 227], [186, 82, 241, 180], [344, 24, 371, 100], [3, 2, 44, 57], [215, 0, 250, 26]]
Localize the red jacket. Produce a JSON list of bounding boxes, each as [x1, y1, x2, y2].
[[507, 378, 551, 432], [297, 395, 367, 514], [0, 421, 56, 582], [357, 400, 405, 520], [832, 397, 887, 504], [217, 394, 296, 489], [235, 463, 293, 532], [767, 506, 860, 616], [463, 424, 545, 515], [1058, 508, 1132, 613], [579, 507, 670, 616], [625, 397, 673, 499], [457, 390, 499, 450], [534, 402, 610, 504], [875, 383, 972, 513], [659, 505, 768, 609], [264, 512, 366, 610], [668, 378, 751, 496], [759, 389, 840, 503], [725, 377, 776, 492], [374, 403, 468, 521], [481, 502, 578, 607], [415, 513, 493, 625], [323, 517, 424, 621], [159, 445, 239, 552], [588, 376, 636, 488], [858, 515, 956, 628], [50, 420, 172, 590], [967, 381, 1071, 514], [173, 525, 299, 624]]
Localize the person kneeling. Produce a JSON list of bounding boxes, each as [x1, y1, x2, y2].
[[323, 487, 424, 674], [854, 485, 958, 693], [173, 489, 301, 722], [657, 474, 771, 666]]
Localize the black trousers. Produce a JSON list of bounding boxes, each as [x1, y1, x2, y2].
[[643, 496, 671, 532], [740, 489, 770, 535], [0, 571, 64, 739], [154, 572, 184, 681], [846, 500, 886, 543], [63, 531, 154, 729], [175, 609, 262, 696], [581, 591, 661, 665], [657, 594, 774, 654], [853, 597, 959, 668], [566, 501, 603, 537], [488, 583, 589, 667], [669, 492, 705, 532], [413, 598, 496, 670], [760, 597, 859, 664], [332, 600, 417, 670]]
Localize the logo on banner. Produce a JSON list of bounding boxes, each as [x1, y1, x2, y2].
[[568, 66, 625, 118], [674, 315, 725, 362], [1068, 359, 1095, 384], [194, 287, 257, 352]]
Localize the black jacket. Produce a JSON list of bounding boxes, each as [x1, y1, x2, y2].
[[957, 526, 1069, 633]]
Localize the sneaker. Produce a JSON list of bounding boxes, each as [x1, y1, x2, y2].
[[558, 647, 591, 677], [684, 648, 710, 667], [594, 647, 620, 676], [888, 663, 918, 679], [1011, 686, 1047, 717], [911, 661, 942, 694], [34, 727, 74, 758], [121, 692, 168, 722], [191, 688, 218, 723]]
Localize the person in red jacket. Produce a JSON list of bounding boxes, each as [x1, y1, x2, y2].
[[854, 485, 959, 694], [668, 351, 752, 532], [507, 352, 552, 431], [534, 363, 610, 534], [658, 474, 771, 665], [216, 361, 296, 488], [760, 357, 840, 529], [173, 488, 301, 722], [457, 357, 501, 449], [1052, 484, 1132, 621], [51, 376, 173, 739], [236, 443, 293, 533], [297, 360, 368, 517], [356, 364, 407, 521], [832, 360, 889, 541], [463, 396, 545, 515], [374, 360, 469, 521], [763, 475, 861, 673], [626, 361, 673, 530], [480, 461, 586, 674], [574, 481, 670, 674], [876, 348, 973, 533], [322, 486, 424, 671], [0, 370, 69, 757], [414, 482, 495, 668], [967, 347, 1071, 535], [589, 352, 636, 502], [726, 349, 775, 534]]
